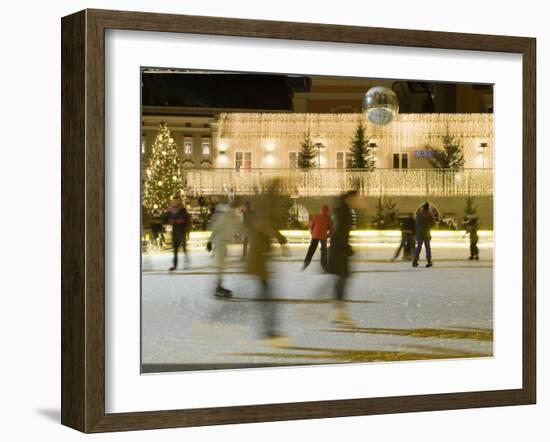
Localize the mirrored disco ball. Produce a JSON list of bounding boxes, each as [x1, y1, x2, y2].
[[362, 86, 399, 125]]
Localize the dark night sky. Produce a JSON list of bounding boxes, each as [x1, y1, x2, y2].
[[142, 73, 310, 110], [141, 71, 492, 113]]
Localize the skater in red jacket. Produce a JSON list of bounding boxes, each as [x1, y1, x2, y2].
[[302, 204, 333, 271]]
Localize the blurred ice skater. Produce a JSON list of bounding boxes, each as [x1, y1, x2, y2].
[[240, 200, 255, 261], [207, 200, 243, 298], [391, 213, 415, 261], [246, 180, 291, 347], [327, 191, 359, 326], [149, 216, 166, 250]]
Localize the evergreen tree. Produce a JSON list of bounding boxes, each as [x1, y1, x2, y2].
[[428, 127, 465, 170], [143, 122, 185, 215], [282, 198, 302, 228], [372, 197, 398, 229], [297, 131, 317, 169], [349, 120, 375, 170], [373, 197, 385, 229]]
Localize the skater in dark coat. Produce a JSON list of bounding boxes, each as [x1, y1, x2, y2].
[[327, 191, 358, 325], [391, 213, 415, 261], [241, 201, 255, 260], [464, 216, 480, 260], [303, 204, 333, 271], [413, 202, 435, 268], [163, 196, 191, 271]]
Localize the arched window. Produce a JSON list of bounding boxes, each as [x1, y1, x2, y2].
[[295, 204, 310, 225], [415, 203, 440, 223]]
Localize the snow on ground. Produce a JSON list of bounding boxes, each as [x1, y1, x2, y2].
[[141, 241, 493, 373]]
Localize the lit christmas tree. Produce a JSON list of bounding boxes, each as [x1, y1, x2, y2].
[[349, 120, 375, 170], [143, 122, 185, 215]]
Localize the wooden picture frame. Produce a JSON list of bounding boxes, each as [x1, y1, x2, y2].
[[61, 9, 536, 433]]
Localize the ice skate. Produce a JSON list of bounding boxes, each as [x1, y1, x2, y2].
[[183, 256, 191, 270], [281, 244, 292, 258], [425, 259, 433, 268], [214, 285, 233, 298], [412, 259, 419, 267], [264, 335, 292, 348], [169, 266, 176, 272], [332, 307, 354, 326]]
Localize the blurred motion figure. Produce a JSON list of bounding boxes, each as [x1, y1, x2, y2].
[[245, 180, 291, 347], [391, 213, 415, 261], [207, 200, 243, 298], [240, 200, 255, 261], [327, 191, 358, 326]]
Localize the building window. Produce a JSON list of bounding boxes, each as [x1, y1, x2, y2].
[[393, 153, 400, 169], [183, 137, 193, 156], [235, 151, 252, 170], [185, 122, 192, 128], [202, 138, 211, 156], [346, 152, 353, 168], [289, 151, 298, 168], [337, 152, 353, 169], [393, 152, 409, 169], [336, 152, 344, 169]]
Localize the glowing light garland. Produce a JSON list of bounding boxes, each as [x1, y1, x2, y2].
[[184, 168, 493, 197], [215, 112, 493, 169], [183, 112, 494, 197], [218, 113, 493, 141]]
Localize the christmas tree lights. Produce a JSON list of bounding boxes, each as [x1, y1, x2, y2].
[[143, 122, 185, 215]]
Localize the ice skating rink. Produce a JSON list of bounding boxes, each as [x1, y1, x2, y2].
[[141, 242, 493, 373]]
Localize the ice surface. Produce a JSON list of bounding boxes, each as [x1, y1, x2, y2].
[[141, 242, 493, 372]]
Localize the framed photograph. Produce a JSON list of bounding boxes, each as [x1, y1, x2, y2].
[[61, 9, 536, 433]]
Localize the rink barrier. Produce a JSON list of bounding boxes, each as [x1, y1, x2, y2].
[[142, 230, 494, 250]]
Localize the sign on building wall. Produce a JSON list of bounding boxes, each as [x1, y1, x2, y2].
[[415, 150, 434, 158]]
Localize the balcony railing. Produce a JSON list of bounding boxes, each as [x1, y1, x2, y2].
[[183, 168, 493, 197]]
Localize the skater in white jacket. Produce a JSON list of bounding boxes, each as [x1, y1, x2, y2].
[[207, 200, 243, 298]]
